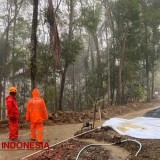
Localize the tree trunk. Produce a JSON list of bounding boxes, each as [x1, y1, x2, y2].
[[146, 55, 150, 101], [141, 0, 150, 101], [92, 33, 102, 99], [2, 0, 11, 119], [144, 24, 150, 101], [72, 64, 75, 111], [151, 62, 154, 98], [54, 70, 58, 111], [58, 64, 68, 111], [0, 0, 23, 40], [58, 0, 74, 111], [85, 68, 89, 107], [48, 0, 61, 68], [105, 0, 116, 105], [89, 35, 95, 70], [30, 0, 39, 90], [110, 81, 115, 105], [105, 1, 111, 107], [151, 26, 157, 99], [107, 42, 110, 107], [68, 0, 73, 41], [84, 46, 89, 107], [47, 0, 61, 111], [116, 32, 127, 105], [92, 34, 101, 67], [22, 68, 26, 113], [0, 83, 2, 120], [68, 0, 75, 111], [11, 0, 18, 85]]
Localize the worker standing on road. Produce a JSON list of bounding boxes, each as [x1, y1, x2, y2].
[[26, 88, 48, 142], [6, 87, 19, 141]]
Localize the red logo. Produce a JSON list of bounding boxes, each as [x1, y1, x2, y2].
[[1, 142, 49, 150]]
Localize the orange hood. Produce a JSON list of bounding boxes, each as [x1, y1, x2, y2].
[[32, 88, 40, 97]]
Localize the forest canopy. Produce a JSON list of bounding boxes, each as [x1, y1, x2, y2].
[[0, 0, 160, 119]]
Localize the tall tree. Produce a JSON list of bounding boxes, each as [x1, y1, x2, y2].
[[81, 4, 101, 67], [30, 0, 39, 90], [81, 3, 104, 100], [112, 0, 140, 104], [2, 0, 12, 119], [47, 0, 61, 68], [59, 35, 82, 111], [148, 0, 160, 98], [68, 0, 75, 111], [58, 0, 78, 111], [46, 0, 61, 110], [104, 0, 111, 107]]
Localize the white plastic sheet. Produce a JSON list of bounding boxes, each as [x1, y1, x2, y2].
[[102, 117, 160, 139]]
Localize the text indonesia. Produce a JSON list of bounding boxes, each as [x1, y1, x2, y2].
[[1, 141, 49, 150]]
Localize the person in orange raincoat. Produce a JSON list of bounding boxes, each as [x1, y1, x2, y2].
[[6, 87, 19, 140], [26, 88, 48, 142]]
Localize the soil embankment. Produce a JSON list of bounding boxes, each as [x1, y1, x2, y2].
[[0, 101, 159, 160]]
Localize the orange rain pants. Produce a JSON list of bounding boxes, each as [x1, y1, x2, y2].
[[9, 119, 18, 140], [30, 122, 43, 142]]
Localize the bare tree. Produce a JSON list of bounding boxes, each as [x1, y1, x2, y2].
[[0, 0, 23, 40], [30, 0, 39, 90], [47, 0, 61, 68], [68, 0, 75, 111], [47, 0, 61, 110]]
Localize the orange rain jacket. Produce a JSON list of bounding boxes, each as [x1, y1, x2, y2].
[[26, 88, 48, 122]]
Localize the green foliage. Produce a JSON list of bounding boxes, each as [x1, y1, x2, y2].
[[36, 43, 54, 83], [123, 62, 136, 82], [87, 70, 98, 90], [86, 62, 107, 100], [1, 0, 160, 111], [61, 34, 82, 66], [127, 85, 147, 101], [43, 84, 56, 112], [80, 3, 102, 34], [8, 49, 27, 73], [15, 17, 31, 39], [113, 0, 140, 33], [134, 86, 147, 100]]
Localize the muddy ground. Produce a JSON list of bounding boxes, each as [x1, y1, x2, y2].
[[0, 102, 160, 160], [10, 101, 160, 160], [26, 139, 110, 160], [28, 126, 160, 160], [77, 128, 160, 160]]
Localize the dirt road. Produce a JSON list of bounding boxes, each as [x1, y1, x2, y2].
[[0, 105, 159, 160]]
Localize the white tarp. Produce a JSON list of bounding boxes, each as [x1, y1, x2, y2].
[[102, 117, 160, 139]]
